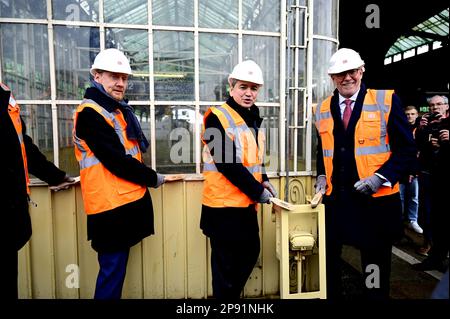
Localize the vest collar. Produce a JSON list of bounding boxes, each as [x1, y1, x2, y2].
[[84, 87, 123, 113]]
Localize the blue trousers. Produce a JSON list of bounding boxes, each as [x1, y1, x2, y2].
[[399, 177, 419, 223], [94, 249, 130, 299]]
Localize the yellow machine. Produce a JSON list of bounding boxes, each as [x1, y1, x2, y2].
[[271, 197, 326, 299]]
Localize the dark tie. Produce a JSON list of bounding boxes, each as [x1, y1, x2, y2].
[[342, 99, 352, 130]]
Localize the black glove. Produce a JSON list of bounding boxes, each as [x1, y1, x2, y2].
[[354, 174, 383, 195]]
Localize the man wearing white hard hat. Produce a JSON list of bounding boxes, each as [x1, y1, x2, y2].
[[313, 48, 416, 299], [200, 60, 277, 298], [73, 48, 165, 299]]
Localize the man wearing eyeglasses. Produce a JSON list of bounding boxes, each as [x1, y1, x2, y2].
[[413, 95, 449, 272], [313, 48, 416, 299]]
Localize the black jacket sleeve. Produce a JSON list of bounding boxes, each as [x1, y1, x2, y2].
[[204, 113, 264, 201], [22, 119, 66, 186], [316, 129, 326, 176], [376, 94, 417, 184], [75, 108, 158, 187]]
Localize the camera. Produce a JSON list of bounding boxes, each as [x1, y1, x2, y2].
[[427, 112, 442, 122], [426, 113, 449, 141]]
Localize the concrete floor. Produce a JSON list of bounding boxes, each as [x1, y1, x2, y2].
[[340, 226, 447, 299]]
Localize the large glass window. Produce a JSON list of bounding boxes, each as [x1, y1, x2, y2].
[[0, 0, 46, 19], [153, 31, 195, 101], [106, 28, 150, 100], [199, 33, 238, 101], [152, 0, 194, 27], [0, 23, 50, 100], [54, 26, 100, 100], [52, 0, 99, 22], [1, 0, 339, 176]]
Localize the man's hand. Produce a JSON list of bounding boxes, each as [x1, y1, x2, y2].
[[152, 173, 165, 188], [439, 129, 449, 142], [257, 188, 273, 204], [354, 174, 384, 195], [314, 175, 327, 195], [262, 181, 277, 197], [49, 175, 78, 192]]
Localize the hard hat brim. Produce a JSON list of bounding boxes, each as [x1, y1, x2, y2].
[[328, 63, 365, 75], [90, 68, 133, 76]]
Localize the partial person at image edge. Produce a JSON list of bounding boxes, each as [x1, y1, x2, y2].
[[1, 82, 76, 299]]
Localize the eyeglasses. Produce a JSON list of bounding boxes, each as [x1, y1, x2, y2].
[[429, 102, 447, 107], [333, 68, 361, 79]]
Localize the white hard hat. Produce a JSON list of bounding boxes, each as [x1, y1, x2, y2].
[[90, 48, 132, 76], [327, 48, 365, 74], [229, 60, 264, 85]]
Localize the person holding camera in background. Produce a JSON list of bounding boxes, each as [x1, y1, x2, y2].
[[413, 95, 449, 272]]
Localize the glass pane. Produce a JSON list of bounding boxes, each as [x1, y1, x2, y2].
[[53, 0, 99, 22], [243, 35, 280, 102], [58, 105, 78, 176], [54, 26, 100, 100], [0, 0, 46, 19], [199, 0, 238, 29], [0, 24, 50, 100], [106, 28, 149, 100], [286, 90, 305, 130], [242, 0, 280, 32], [153, 31, 195, 100], [313, 0, 338, 38], [312, 40, 336, 103], [260, 106, 280, 172], [152, 0, 194, 27], [296, 127, 307, 171], [286, 90, 306, 172], [155, 105, 196, 173], [133, 105, 152, 166], [199, 33, 238, 101], [20, 105, 54, 175], [104, 0, 147, 24]]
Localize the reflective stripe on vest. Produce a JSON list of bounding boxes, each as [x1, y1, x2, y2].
[[201, 103, 264, 207], [73, 99, 146, 214], [4, 84, 30, 194], [315, 89, 399, 197]]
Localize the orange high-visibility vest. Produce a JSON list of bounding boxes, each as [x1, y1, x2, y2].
[[2, 83, 30, 194], [201, 103, 265, 207], [315, 89, 399, 197], [73, 99, 146, 214]]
